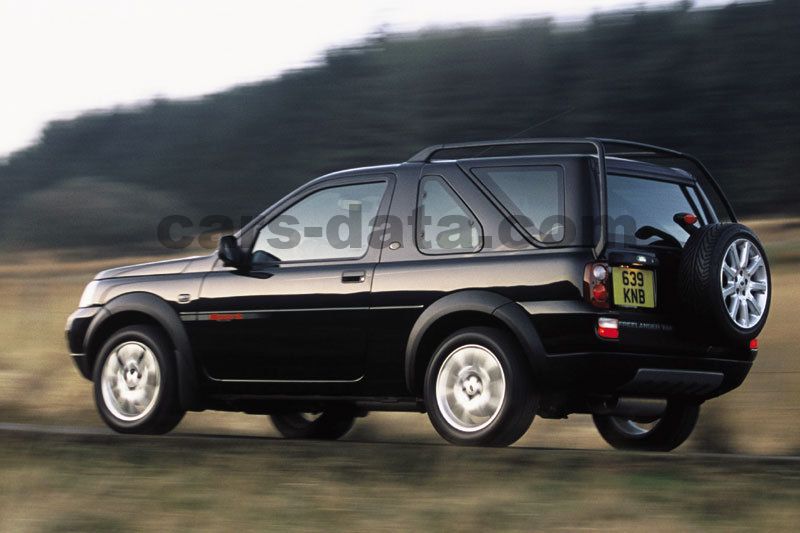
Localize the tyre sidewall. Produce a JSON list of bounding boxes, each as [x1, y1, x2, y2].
[[705, 226, 771, 343], [593, 401, 700, 452], [92, 325, 181, 434], [424, 327, 534, 446], [680, 223, 771, 344]]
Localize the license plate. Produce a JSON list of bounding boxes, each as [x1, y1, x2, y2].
[[612, 267, 656, 308]]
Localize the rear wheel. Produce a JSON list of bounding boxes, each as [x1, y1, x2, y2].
[[424, 327, 537, 447], [270, 410, 356, 440], [93, 325, 185, 434], [593, 401, 700, 452]]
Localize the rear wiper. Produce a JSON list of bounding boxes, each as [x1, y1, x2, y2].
[[634, 226, 682, 248]]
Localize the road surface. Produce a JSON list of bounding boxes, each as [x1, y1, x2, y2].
[[2, 421, 799, 463]]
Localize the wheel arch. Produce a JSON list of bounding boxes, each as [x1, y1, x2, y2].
[[404, 290, 546, 395], [83, 292, 198, 410]]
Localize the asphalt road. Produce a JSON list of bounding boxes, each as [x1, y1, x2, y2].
[[3, 421, 799, 464]]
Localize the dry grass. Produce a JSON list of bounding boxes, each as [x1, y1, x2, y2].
[[2, 432, 800, 532], [0, 219, 798, 453]]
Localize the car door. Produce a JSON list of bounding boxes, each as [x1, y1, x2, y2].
[[188, 175, 394, 384]]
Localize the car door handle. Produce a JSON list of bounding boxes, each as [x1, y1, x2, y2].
[[341, 270, 366, 283]]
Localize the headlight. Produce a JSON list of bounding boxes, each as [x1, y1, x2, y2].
[[78, 281, 101, 308]]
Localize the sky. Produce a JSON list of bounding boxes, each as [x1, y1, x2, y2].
[[0, 0, 735, 158]]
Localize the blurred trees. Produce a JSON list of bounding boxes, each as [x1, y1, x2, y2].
[[0, 0, 797, 251]]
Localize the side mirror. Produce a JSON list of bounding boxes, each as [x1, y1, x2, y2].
[[217, 235, 248, 269]]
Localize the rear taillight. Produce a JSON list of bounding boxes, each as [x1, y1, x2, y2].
[[585, 262, 610, 309], [597, 317, 619, 340], [750, 338, 759, 351]]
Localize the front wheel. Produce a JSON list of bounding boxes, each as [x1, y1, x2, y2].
[[424, 327, 537, 447], [592, 401, 700, 452], [270, 410, 356, 440], [93, 325, 185, 434]]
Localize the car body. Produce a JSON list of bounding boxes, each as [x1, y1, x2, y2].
[[66, 138, 770, 449]]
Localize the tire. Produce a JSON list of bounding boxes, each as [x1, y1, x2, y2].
[[423, 327, 537, 447], [592, 401, 700, 452], [678, 223, 771, 344], [270, 410, 356, 440], [92, 325, 185, 434]]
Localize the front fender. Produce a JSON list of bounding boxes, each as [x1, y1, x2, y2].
[[404, 290, 546, 394], [84, 292, 198, 410]]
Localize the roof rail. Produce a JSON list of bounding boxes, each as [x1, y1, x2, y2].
[[407, 137, 735, 222], [407, 137, 601, 163]]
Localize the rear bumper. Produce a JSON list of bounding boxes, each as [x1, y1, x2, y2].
[[524, 302, 755, 400], [543, 350, 752, 400]]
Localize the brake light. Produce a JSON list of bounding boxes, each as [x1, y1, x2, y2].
[[585, 262, 610, 309], [750, 338, 759, 350], [673, 212, 699, 235], [597, 317, 619, 340]]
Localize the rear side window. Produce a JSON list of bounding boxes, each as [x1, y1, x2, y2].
[[607, 174, 699, 246], [472, 166, 565, 243], [416, 176, 481, 254]]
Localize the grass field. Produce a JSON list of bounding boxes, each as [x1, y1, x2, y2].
[[2, 430, 800, 532], [0, 218, 798, 454]]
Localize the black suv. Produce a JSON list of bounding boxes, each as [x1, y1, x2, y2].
[[66, 138, 771, 451]]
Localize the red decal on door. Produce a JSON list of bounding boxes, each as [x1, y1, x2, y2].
[[209, 313, 243, 322]]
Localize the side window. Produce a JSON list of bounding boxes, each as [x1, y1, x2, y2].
[[472, 166, 565, 243], [416, 176, 482, 254], [252, 181, 387, 263]]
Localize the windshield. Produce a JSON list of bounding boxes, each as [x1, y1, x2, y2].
[[607, 174, 701, 247]]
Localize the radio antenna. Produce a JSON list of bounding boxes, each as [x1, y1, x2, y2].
[[476, 106, 576, 157]]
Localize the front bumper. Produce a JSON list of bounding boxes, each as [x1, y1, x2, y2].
[[65, 307, 101, 379]]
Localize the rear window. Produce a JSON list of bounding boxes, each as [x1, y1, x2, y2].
[[607, 174, 699, 247], [472, 166, 565, 243]]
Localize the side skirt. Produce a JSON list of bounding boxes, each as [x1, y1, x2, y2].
[[201, 394, 425, 415]]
